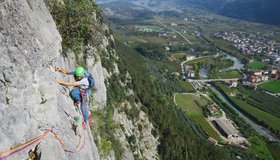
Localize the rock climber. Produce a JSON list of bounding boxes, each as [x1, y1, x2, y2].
[[55, 66, 94, 125], [55, 66, 89, 107]]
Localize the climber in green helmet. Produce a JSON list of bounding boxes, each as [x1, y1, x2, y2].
[[75, 67, 85, 77], [55, 66, 93, 106], [55, 66, 95, 124]]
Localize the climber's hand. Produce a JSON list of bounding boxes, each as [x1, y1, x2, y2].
[[56, 79, 64, 84], [55, 66, 63, 73]]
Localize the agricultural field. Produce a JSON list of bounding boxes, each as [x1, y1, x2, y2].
[[238, 86, 280, 117], [179, 81, 196, 93], [248, 136, 274, 160], [205, 36, 240, 53], [126, 36, 148, 47], [191, 115, 222, 141], [175, 93, 222, 141], [126, 34, 169, 47], [172, 53, 191, 60], [232, 97, 280, 134], [214, 82, 280, 134], [267, 142, 280, 160], [134, 25, 163, 32], [246, 61, 268, 69], [258, 80, 280, 94], [214, 70, 242, 79], [141, 36, 168, 44], [175, 93, 208, 114], [186, 57, 209, 65]]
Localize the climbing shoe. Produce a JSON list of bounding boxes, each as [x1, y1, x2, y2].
[[82, 121, 87, 129]]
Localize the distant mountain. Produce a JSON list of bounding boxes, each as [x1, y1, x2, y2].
[[176, 0, 280, 26], [100, 1, 154, 21], [98, 0, 280, 26]]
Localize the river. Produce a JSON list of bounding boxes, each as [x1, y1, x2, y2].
[[210, 85, 279, 141], [199, 64, 208, 79], [198, 52, 244, 79], [222, 52, 244, 71]]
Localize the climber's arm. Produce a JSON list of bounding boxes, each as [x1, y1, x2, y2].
[[55, 67, 72, 75], [56, 79, 80, 87]]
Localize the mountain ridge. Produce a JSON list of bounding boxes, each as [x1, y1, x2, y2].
[[98, 0, 280, 26]]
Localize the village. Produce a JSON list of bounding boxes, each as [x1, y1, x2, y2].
[[245, 67, 278, 84], [214, 31, 280, 64], [177, 53, 280, 96]]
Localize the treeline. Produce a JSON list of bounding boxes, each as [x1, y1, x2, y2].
[[135, 43, 166, 60], [115, 39, 258, 160]]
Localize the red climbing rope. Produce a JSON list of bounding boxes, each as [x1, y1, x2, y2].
[[52, 128, 86, 153], [0, 134, 44, 160], [0, 129, 51, 160], [0, 129, 51, 155], [0, 126, 87, 159]]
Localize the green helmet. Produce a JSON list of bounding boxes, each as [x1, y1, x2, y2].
[[75, 67, 85, 77]]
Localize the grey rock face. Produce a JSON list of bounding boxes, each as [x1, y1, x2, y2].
[[84, 45, 108, 108], [91, 59, 108, 108], [114, 102, 159, 160], [0, 0, 100, 159]]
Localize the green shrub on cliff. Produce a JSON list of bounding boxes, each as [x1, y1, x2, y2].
[[45, 0, 102, 54]]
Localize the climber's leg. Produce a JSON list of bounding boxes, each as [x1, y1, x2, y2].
[[70, 87, 81, 106]]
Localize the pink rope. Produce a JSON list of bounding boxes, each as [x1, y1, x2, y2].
[[65, 133, 86, 153], [0, 126, 88, 159], [0, 138, 43, 160], [75, 135, 86, 153]]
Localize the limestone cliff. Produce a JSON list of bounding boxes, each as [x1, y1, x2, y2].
[[0, 0, 104, 159], [97, 41, 160, 159]]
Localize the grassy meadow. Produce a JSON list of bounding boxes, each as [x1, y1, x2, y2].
[[259, 80, 280, 94], [175, 93, 221, 141]]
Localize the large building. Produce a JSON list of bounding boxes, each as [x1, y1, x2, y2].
[[213, 119, 239, 138]]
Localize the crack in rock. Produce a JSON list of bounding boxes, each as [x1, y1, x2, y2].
[[0, 74, 9, 104]]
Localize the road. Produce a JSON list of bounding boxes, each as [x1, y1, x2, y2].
[[156, 20, 193, 44], [180, 56, 210, 68], [180, 56, 210, 76], [189, 78, 241, 82]]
